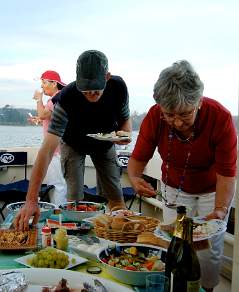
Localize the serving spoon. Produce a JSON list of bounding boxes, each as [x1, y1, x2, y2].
[[156, 190, 178, 209]]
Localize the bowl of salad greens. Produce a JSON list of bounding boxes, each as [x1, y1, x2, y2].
[[98, 243, 166, 286]]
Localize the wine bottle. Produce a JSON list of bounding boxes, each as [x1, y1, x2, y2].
[[165, 206, 201, 292]]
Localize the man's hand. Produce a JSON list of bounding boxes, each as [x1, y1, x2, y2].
[[114, 130, 131, 145], [114, 139, 131, 145], [130, 177, 156, 198], [14, 202, 40, 231]]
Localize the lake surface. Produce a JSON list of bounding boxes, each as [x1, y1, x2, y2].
[[0, 125, 138, 151], [0, 125, 43, 149]]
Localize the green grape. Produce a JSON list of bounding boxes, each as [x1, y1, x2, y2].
[[47, 254, 52, 261], [38, 259, 44, 267]]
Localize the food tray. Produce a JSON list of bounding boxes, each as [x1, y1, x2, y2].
[[0, 229, 37, 250]]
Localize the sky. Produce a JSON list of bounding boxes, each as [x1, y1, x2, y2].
[[0, 0, 238, 114]]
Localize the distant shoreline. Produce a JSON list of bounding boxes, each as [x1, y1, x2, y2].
[[0, 124, 39, 126]]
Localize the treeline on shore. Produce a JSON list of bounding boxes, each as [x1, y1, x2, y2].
[[1, 105, 237, 131], [0, 105, 146, 130]]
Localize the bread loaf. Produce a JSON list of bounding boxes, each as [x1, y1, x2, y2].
[[93, 214, 112, 227], [137, 232, 169, 249], [111, 217, 128, 230]]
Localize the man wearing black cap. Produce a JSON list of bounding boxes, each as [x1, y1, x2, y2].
[[15, 50, 132, 230]]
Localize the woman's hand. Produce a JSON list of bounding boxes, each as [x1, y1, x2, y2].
[[27, 116, 42, 125], [33, 89, 43, 101], [130, 177, 156, 198], [205, 209, 227, 221]]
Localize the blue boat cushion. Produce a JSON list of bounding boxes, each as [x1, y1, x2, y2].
[[0, 179, 54, 203]]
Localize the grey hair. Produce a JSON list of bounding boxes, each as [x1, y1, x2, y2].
[[153, 60, 204, 111]]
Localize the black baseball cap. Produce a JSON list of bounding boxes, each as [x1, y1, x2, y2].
[[76, 50, 108, 91]]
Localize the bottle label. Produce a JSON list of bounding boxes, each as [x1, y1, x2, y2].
[[170, 272, 173, 292], [170, 273, 200, 292], [187, 280, 200, 292], [42, 233, 51, 248]]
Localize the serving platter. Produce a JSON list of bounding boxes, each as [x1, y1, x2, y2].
[[87, 133, 131, 142], [69, 235, 114, 260], [0, 268, 134, 291], [14, 248, 88, 269], [154, 218, 227, 242]]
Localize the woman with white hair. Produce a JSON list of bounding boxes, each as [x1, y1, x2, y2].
[[128, 60, 237, 291]]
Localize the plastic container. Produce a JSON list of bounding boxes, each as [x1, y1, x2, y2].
[[54, 228, 68, 251], [41, 226, 52, 248]]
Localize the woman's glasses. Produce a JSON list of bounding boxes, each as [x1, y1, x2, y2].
[[161, 106, 198, 122]]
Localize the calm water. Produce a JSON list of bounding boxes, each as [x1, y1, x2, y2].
[[0, 125, 43, 149], [0, 125, 138, 151]]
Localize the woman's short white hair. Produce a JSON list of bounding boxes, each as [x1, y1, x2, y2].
[[153, 60, 204, 111]]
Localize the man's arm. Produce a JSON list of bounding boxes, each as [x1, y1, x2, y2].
[[127, 157, 156, 197], [26, 133, 60, 203], [206, 174, 236, 220], [14, 133, 60, 230]]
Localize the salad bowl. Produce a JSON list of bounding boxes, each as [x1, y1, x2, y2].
[[97, 243, 166, 286]]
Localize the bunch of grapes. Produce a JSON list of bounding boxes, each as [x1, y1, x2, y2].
[[27, 247, 69, 269]]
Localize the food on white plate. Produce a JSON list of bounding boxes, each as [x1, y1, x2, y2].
[[116, 130, 131, 138], [42, 278, 108, 292], [42, 278, 71, 292], [97, 131, 116, 138], [96, 131, 131, 139], [159, 219, 218, 239], [193, 223, 215, 238], [27, 247, 70, 269]]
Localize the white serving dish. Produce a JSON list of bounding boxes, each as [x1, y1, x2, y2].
[[0, 268, 133, 291], [14, 247, 88, 269], [97, 243, 166, 286]]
